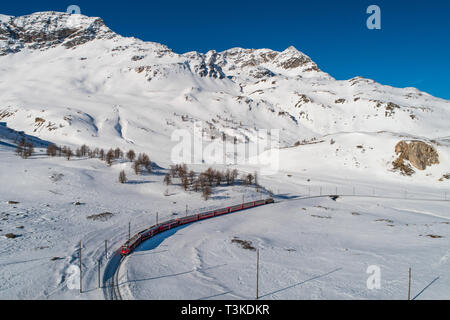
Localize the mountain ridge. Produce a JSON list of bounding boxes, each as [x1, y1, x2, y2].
[[0, 11, 449, 171]]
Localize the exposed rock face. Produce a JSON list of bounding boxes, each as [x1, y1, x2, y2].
[[393, 140, 439, 173], [0, 12, 115, 55]]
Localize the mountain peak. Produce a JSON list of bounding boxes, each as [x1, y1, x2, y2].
[[0, 11, 115, 55], [284, 45, 300, 53]]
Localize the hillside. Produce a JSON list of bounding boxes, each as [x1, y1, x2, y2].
[[0, 12, 449, 171], [0, 11, 449, 300]]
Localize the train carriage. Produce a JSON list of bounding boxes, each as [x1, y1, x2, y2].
[[213, 207, 229, 216], [177, 215, 199, 225], [229, 204, 243, 212], [242, 201, 255, 209], [254, 200, 266, 206], [158, 219, 179, 232]]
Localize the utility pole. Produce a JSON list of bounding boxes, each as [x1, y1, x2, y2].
[[98, 258, 101, 289], [128, 221, 131, 241], [105, 240, 108, 259], [408, 268, 412, 300], [186, 204, 188, 217], [156, 212, 159, 226], [79, 241, 82, 294], [256, 248, 260, 300], [242, 194, 244, 204]]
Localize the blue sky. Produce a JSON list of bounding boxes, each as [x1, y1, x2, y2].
[[3, 0, 450, 99]]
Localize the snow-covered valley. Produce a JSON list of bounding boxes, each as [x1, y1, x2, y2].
[[0, 11, 449, 300]]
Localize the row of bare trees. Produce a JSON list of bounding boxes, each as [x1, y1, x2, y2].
[[164, 164, 258, 200], [44, 143, 155, 185], [45, 144, 152, 172], [118, 153, 152, 184]]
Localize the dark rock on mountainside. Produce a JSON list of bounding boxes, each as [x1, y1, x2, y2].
[[392, 140, 439, 175]]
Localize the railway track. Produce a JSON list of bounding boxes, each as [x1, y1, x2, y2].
[[102, 198, 274, 300], [103, 251, 123, 300], [280, 193, 450, 203], [102, 193, 448, 299]]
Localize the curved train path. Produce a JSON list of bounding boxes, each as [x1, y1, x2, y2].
[[102, 193, 449, 300]]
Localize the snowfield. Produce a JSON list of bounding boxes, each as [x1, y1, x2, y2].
[[0, 11, 449, 300], [120, 197, 450, 300], [0, 142, 267, 299], [0, 136, 448, 299]]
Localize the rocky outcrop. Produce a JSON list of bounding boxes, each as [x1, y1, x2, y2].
[[393, 140, 439, 175], [0, 12, 115, 55]]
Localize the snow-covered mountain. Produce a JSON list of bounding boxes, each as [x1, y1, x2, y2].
[[1, 12, 450, 301], [1, 11, 449, 171]]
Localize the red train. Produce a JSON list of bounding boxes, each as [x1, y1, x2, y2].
[[120, 198, 274, 255]]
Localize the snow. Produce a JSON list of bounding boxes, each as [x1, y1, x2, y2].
[[121, 196, 450, 299], [0, 138, 267, 299], [0, 15, 12, 23], [0, 11, 449, 300]]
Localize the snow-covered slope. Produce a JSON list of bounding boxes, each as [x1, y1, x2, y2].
[[0, 11, 449, 170], [121, 197, 450, 300]]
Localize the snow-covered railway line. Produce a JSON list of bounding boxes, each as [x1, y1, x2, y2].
[[103, 193, 448, 300], [103, 198, 275, 300], [280, 193, 450, 204], [103, 251, 123, 300]]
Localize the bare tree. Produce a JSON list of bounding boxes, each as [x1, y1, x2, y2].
[[225, 169, 232, 185], [133, 160, 140, 175], [22, 142, 34, 159], [198, 174, 208, 190], [204, 168, 215, 186], [92, 148, 100, 158], [142, 154, 151, 173], [188, 170, 195, 185], [46, 144, 57, 157], [16, 138, 25, 157], [163, 173, 171, 185], [215, 171, 223, 186], [247, 173, 254, 185], [126, 150, 136, 162], [119, 170, 127, 184], [202, 185, 211, 201], [80, 144, 89, 157], [114, 148, 123, 159], [106, 149, 114, 166], [66, 147, 73, 161], [99, 149, 105, 161], [181, 176, 189, 191], [193, 178, 200, 192], [170, 165, 179, 178], [177, 164, 187, 179]]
